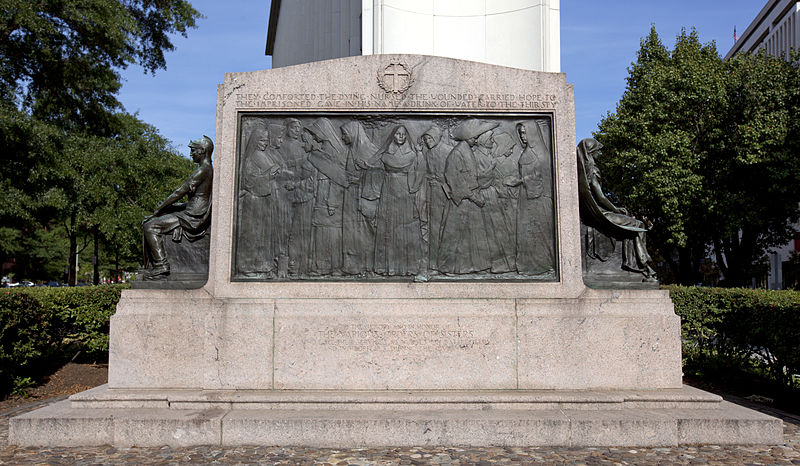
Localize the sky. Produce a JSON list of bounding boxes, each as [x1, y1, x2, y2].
[[117, 1, 765, 157]]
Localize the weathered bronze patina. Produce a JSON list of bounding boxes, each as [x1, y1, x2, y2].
[[138, 136, 213, 286], [577, 137, 657, 285], [232, 115, 557, 281]]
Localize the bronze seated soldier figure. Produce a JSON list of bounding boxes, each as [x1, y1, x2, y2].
[[141, 136, 213, 281]]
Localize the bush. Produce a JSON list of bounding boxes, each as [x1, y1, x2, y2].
[[0, 284, 127, 395], [0, 290, 59, 394], [34, 286, 127, 355], [667, 285, 800, 392], [2, 283, 798, 402]]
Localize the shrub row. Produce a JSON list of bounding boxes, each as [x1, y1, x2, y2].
[[667, 285, 800, 390], [1, 284, 798, 398], [0, 285, 127, 395]]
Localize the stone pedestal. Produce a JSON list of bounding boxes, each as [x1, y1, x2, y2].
[[11, 385, 781, 448], [9, 55, 783, 447], [105, 288, 680, 391]]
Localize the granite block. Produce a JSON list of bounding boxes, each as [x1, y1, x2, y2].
[[112, 408, 226, 448], [676, 401, 786, 445], [109, 292, 274, 390], [9, 401, 113, 446], [11, 389, 784, 447], [273, 299, 516, 390], [221, 409, 573, 447], [516, 290, 682, 389]]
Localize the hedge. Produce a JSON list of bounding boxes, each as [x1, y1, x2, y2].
[[1, 284, 798, 398], [0, 284, 127, 394], [667, 285, 800, 390]]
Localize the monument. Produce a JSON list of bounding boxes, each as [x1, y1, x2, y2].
[[10, 55, 782, 447]]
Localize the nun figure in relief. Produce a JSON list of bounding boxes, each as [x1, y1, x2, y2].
[[437, 119, 498, 274], [473, 128, 515, 273], [363, 125, 426, 276], [513, 121, 555, 276], [265, 123, 292, 277], [236, 126, 281, 277], [492, 131, 521, 250], [304, 118, 348, 275], [340, 120, 381, 275]]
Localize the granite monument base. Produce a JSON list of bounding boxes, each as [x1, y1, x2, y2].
[[10, 387, 781, 448], [104, 288, 682, 391], [9, 287, 783, 447]]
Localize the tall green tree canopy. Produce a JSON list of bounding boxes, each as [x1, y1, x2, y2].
[[0, 0, 201, 284], [596, 26, 800, 286], [0, 105, 194, 284], [0, 0, 201, 132]]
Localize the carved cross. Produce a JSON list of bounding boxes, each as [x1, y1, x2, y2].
[[384, 64, 409, 92]]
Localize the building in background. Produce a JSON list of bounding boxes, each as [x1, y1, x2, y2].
[[266, 0, 560, 72], [727, 0, 800, 289], [726, 0, 800, 60]]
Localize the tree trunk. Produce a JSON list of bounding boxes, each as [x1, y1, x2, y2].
[[726, 227, 759, 288], [712, 234, 729, 279], [92, 228, 99, 285], [114, 249, 120, 283], [68, 232, 77, 286], [677, 247, 694, 285], [690, 246, 706, 285]]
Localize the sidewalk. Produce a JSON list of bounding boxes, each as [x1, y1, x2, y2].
[[1, 395, 798, 464]]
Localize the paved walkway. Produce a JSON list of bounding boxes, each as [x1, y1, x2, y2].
[[1, 396, 798, 464]]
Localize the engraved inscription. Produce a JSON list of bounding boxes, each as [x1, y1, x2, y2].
[[317, 323, 490, 352], [234, 93, 559, 110]]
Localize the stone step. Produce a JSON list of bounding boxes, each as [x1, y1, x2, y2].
[[10, 398, 782, 448], [68, 385, 723, 411]]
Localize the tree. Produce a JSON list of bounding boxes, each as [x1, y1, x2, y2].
[[596, 26, 800, 286], [710, 50, 800, 286], [90, 113, 196, 283], [0, 0, 201, 284], [0, 0, 200, 133], [0, 104, 67, 276], [0, 110, 193, 284]]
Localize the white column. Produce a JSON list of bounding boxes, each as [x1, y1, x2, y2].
[[362, 0, 374, 54]]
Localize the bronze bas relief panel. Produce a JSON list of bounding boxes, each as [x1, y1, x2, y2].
[[231, 114, 557, 281]]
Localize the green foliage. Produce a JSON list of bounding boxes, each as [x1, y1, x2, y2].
[[0, 107, 195, 284], [0, 0, 200, 284], [0, 289, 58, 393], [33, 285, 128, 355], [11, 376, 34, 397], [668, 285, 800, 391], [596, 27, 800, 286], [7, 227, 69, 282], [0, 285, 127, 395], [0, 104, 65, 228], [0, 0, 201, 132]]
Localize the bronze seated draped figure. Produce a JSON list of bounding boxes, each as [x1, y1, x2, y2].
[[576, 138, 657, 286]]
